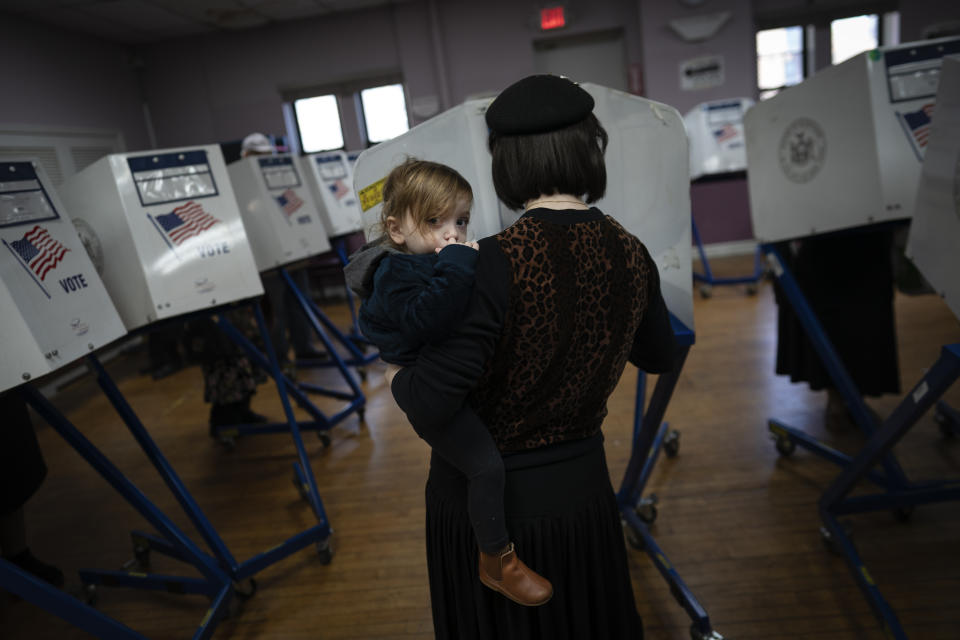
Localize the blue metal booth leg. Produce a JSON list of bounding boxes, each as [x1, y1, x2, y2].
[[84, 332, 333, 585], [617, 319, 723, 640], [288, 249, 379, 373], [818, 344, 960, 640], [762, 242, 960, 638], [17, 384, 233, 640], [1, 558, 149, 640], [760, 244, 910, 489], [209, 276, 367, 448], [692, 214, 764, 299]]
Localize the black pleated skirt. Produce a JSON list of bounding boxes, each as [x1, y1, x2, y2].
[[773, 228, 901, 396], [424, 435, 643, 640]]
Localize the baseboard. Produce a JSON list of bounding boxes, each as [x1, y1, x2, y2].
[[696, 239, 757, 259]]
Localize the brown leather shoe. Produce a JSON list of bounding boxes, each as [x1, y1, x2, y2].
[[478, 542, 553, 606]]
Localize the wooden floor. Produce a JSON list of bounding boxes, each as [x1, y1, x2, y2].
[[4, 255, 960, 639]]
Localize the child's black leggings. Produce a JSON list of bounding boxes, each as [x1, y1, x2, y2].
[[411, 406, 508, 554]]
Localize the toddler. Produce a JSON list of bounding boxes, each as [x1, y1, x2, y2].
[[344, 158, 552, 606]]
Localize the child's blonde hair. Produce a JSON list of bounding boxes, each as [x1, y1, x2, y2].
[[379, 158, 473, 248]]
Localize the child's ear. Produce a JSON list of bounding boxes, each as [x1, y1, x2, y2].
[[385, 216, 406, 246]]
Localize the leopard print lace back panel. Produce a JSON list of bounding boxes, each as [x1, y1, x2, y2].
[[470, 212, 652, 452]]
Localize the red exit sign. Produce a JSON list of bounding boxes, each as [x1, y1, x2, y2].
[[540, 6, 566, 30]]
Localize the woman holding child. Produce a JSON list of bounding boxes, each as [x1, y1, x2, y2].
[[384, 75, 677, 639]]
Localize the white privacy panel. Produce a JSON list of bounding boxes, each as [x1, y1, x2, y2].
[[684, 97, 754, 180], [353, 83, 693, 332], [57, 146, 263, 331], [906, 55, 960, 321], [745, 36, 960, 242], [300, 150, 364, 238], [1, 158, 126, 393], [228, 154, 332, 271]]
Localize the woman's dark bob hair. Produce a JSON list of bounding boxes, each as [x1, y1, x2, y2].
[[488, 113, 608, 211]]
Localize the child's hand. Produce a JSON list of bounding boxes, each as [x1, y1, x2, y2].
[[437, 241, 479, 253]]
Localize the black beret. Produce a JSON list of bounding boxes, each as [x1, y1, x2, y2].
[[485, 75, 594, 135]]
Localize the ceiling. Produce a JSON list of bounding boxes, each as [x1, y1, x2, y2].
[[0, 0, 410, 45]]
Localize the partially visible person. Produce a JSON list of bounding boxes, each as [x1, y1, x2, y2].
[[0, 391, 64, 588], [390, 75, 677, 638], [344, 158, 552, 607], [241, 133, 325, 367], [773, 227, 900, 428]]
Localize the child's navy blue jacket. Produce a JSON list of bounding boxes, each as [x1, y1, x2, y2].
[[343, 239, 478, 366]]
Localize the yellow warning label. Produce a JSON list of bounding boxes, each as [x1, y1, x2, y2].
[[358, 178, 386, 212], [860, 565, 875, 585]]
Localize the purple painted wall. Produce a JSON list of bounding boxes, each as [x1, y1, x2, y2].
[[637, 0, 756, 246], [0, 13, 149, 150], [638, 0, 756, 117], [138, 1, 643, 148]]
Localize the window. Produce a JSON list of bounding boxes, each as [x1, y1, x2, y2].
[[286, 76, 410, 153], [756, 26, 805, 100], [294, 94, 344, 153], [831, 14, 879, 65], [360, 84, 410, 144]]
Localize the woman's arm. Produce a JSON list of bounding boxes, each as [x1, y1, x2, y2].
[[629, 245, 677, 373], [390, 236, 510, 433]]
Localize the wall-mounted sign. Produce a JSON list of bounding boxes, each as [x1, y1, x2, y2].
[[680, 55, 725, 91]]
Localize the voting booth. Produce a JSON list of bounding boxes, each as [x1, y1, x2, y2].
[[353, 83, 694, 333], [1, 158, 241, 638], [1, 159, 126, 392], [301, 150, 364, 238], [57, 146, 263, 330], [684, 97, 754, 180], [907, 54, 960, 320], [745, 36, 960, 242], [229, 153, 331, 271]]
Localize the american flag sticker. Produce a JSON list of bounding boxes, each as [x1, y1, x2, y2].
[[713, 123, 739, 144], [329, 179, 350, 201], [897, 103, 935, 161], [275, 189, 304, 218], [150, 201, 220, 247], [8, 225, 69, 281]]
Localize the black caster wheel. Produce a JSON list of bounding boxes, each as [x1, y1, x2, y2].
[[233, 578, 257, 600], [357, 409, 366, 424], [358, 368, 368, 383], [622, 521, 645, 551], [316, 539, 334, 565], [218, 435, 237, 452], [745, 283, 758, 295], [893, 506, 914, 523], [123, 548, 150, 572], [319, 432, 332, 447], [664, 430, 680, 458], [84, 584, 98, 607], [636, 503, 658, 525], [934, 411, 955, 437], [698, 284, 713, 299], [690, 623, 726, 640], [774, 434, 796, 457]]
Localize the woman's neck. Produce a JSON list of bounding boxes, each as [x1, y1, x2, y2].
[[523, 194, 589, 211]]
